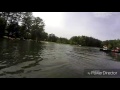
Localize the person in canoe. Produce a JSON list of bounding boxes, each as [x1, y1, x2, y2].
[[100, 45, 110, 52], [103, 45, 108, 50]]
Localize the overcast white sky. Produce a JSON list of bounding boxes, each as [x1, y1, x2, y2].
[[33, 12, 120, 41]]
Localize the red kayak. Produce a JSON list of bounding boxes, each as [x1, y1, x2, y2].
[[111, 50, 115, 52], [111, 49, 120, 53]]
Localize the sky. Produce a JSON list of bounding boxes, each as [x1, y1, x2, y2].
[[33, 12, 120, 41]]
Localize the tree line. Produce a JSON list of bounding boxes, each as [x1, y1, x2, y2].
[[0, 12, 104, 47], [102, 39, 120, 49], [47, 34, 102, 47], [0, 12, 48, 41]]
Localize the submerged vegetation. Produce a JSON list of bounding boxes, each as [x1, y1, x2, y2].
[[0, 12, 119, 48]]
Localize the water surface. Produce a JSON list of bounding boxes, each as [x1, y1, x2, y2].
[[0, 39, 120, 78]]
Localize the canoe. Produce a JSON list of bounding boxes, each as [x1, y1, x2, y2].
[[100, 48, 111, 53]]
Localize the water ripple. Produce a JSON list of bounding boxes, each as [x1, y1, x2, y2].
[[1, 39, 120, 78]]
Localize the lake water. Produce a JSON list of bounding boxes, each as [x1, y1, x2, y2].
[[1, 38, 120, 78]]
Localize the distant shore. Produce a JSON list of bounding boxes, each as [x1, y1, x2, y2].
[[2, 36, 100, 48]]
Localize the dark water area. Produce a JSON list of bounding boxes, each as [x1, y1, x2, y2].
[[1, 38, 120, 78]]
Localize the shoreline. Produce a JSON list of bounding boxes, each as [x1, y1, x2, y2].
[[2, 36, 100, 48]]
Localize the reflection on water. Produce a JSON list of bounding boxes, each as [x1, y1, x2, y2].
[[1, 39, 120, 78], [108, 52, 120, 61], [0, 39, 44, 78]]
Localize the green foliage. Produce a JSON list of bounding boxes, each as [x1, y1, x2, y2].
[[48, 34, 58, 42], [102, 39, 120, 49], [0, 17, 6, 37], [2, 12, 119, 49], [0, 12, 47, 41], [47, 35, 101, 47], [21, 12, 33, 32], [31, 17, 45, 41], [56, 37, 69, 44], [69, 36, 101, 47], [7, 22, 20, 38], [41, 32, 48, 41]]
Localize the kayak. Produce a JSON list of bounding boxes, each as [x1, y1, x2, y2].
[[111, 50, 120, 53], [100, 48, 120, 53]]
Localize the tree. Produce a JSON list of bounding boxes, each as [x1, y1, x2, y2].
[[0, 12, 23, 24], [6, 22, 20, 38], [41, 32, 48, 41], [0, 17, 6, 37], [0, 12, 24, 38], [48, 34, 58, 42], [102, 39, 120, 49], [21, 12, 33, 32], [70, 36, 79, 45], [59, 37, 69, 44], [69, 35, 101, 47], [0, 12, 48, 41], [31, 17, 45, 41]]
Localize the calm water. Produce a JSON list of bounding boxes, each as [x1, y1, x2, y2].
[[1, 38, 120, 78]]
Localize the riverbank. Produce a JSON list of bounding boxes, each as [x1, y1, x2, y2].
[[41, 41, 72, 45], [3, 36, 20, 40], [3, 36, 37, 42], [2, 36, 100, 48]]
